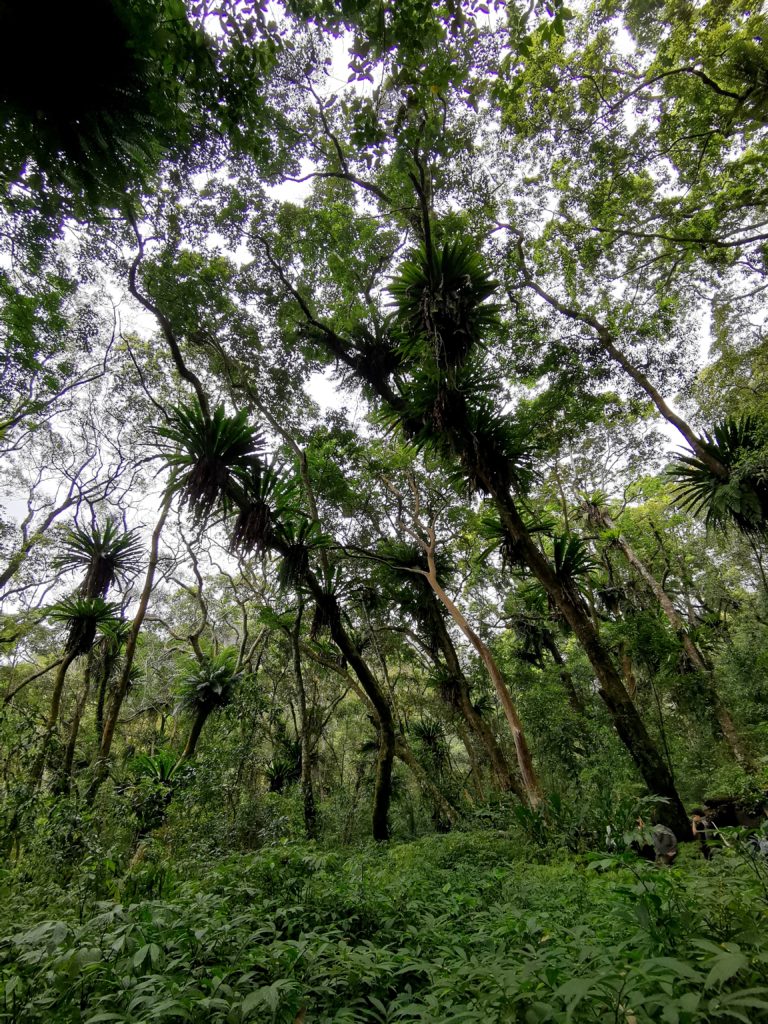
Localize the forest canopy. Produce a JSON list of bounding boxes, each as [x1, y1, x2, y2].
[[2, 0, 768, 1020]]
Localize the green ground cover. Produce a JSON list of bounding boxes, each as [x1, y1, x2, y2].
[[2, 834, 768, 1023]]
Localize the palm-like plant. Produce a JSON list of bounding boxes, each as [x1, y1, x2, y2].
[[176, 648, 241, 759], [229, 464, 276, 553], [159, 400, 264, 518], [55, 520, 143, 597], [265, 725, 302, 793], [507, 588, 550, 668], [389, 241, 500, 370], [670, 416, 768, 536], [386, 241, 536, 499], [411, 717, 449, 768], [130, 750, 178, 786], [478, 507, 553, 567], [49, 595, 122, 656], [274, 518, 332, 592], [551, 533, 597, 584], [229, 464, 302, 554]]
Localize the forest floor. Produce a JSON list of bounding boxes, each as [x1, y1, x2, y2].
[[2, 832, 768, 1023]]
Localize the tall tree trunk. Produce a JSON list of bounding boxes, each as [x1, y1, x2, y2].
[[620, 643, 638, 700], [268, 260, 690, 836], [489, 488, 689, 837], [291, 604, 318, 840], [542, 633, 585, 713], [590, 504, 750, 766], [456, 721, 485, 799], [95, 666, 109, 748], [30, 648, 79, 787], [87, 495, 171, 803], [307, 578, 394, 842]]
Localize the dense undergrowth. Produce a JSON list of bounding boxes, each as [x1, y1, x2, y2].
[[3, 832, 768, 1023]]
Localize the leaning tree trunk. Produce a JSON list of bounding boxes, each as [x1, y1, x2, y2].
[[489, 487, 690, 837], [266, 255, 690, 836], [420, 540, 542, 808], [521, 273, 729, 481], [541, 632, 585, 714], [181, 706, 213, 760], [395, 737, 460, 827], [425, 596, 523, 798], [60, 658, 96, 794], [589, 504, 750, 767], [305, 575, 395, 842], [456, 720, 486, 799], [94, 663, 110, 748], [63, 638, 120, 792]]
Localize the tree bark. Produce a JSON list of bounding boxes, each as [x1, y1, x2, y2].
[[270, 260, 691, 837], [181, 708, 211, 760], [95, 666, 109, 748], [542, 632, 585, 714], [456, 721, 486, 799], [305, 574, 394, 841], [395, 737, 460, 826], [427, 596, 523, 798], [489, 489, 689, 837], [60, 659, 95, 793]]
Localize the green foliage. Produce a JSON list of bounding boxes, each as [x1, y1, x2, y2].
[[3, 834, 768, 1023], [5, 5, 768, 1020], [48, 597, 122, 656], [229, 465, 281, 554], [274, 518, 332, 592], [129, 750, 178, 786], [126, 752, 180, 837], [389, 240, 500, 371], [54, 521, 143, 598], [0, 0, 217, 217], [551, 532, 597, 587], [670, 417, 768, 537], [160, 401, 264, 519], [176, 648, 242, 717]]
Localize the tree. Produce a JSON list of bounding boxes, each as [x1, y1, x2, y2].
[[379, 473, 541, 807], [269, 222, 690, 835], [4, 0, 768, 856], [55, 521, 143, 600], [159, 398, 399, 841], [176, 647, 241, 761]]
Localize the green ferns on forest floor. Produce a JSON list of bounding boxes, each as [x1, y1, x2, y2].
[[2, 834, 768, 1023]]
